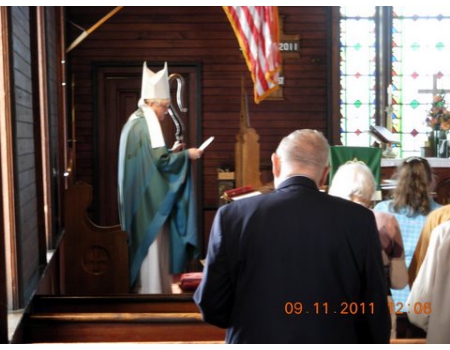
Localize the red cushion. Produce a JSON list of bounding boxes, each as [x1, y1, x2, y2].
[[179, 272, 203, 292]]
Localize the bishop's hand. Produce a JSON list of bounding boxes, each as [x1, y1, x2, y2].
[[188, 148, 203, 160]]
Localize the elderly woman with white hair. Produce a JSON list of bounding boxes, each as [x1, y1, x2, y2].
[[329, 161, 408, 338]]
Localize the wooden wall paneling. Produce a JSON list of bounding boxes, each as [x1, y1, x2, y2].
[[66, 6, 329, 248]]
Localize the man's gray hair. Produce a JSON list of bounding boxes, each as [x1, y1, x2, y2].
[[276, 129, 330, 170]]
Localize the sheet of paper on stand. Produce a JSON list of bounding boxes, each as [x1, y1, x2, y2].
[[368, 125, 400, 145], [368, 125, 400, 158]]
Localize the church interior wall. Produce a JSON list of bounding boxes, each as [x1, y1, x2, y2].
[[65, 5, 330, 241], [1, 6, 332, 341]]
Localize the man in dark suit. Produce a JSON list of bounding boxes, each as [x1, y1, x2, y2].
[[194, 129, 391, 343]]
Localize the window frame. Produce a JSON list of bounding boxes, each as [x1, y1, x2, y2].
[[331, 6, 394, 149]]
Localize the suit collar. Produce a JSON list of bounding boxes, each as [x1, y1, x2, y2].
[[276, 175, 319, 191]]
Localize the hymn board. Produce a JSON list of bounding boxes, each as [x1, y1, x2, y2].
[[267, 16, 301, 100]]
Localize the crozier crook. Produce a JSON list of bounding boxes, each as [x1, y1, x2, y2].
[[168, 73, 187, 142]]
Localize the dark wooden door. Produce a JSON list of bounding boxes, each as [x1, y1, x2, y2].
[[95, 63, 200, 226]]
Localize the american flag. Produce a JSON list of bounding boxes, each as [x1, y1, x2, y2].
[[223, 6, 281, 104]]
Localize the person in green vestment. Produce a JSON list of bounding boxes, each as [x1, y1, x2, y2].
[[118, 62, 202, 293]]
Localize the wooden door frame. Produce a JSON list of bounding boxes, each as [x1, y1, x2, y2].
[[92, 61, 203, 249], [0, 6, 20, 314]]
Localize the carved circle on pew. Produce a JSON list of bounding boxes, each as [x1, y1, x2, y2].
[[82, 245, 110, 275]]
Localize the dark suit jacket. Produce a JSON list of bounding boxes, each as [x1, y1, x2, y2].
[[194, 176, 391, 343]]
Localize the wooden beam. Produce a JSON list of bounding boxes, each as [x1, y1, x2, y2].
[[66, 6, 123, 53]]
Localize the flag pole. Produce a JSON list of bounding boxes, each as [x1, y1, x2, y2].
[[66, 6, 124, 53]]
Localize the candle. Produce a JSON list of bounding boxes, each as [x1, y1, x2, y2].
[[387, 84, 393, 107]]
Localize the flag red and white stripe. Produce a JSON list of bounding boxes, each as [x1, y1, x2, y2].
[[223, 6, 281, 104]]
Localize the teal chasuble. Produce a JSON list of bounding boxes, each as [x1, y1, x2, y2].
[[118, 110, 198, 287]]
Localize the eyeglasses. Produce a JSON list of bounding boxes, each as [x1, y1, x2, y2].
[[151, 100, 170, 109], [405, 156, 424, 163]]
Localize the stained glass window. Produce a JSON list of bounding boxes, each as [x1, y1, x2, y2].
[[340, 6, 450, 157], [340, 7, 376, 147], [392, 7, 450, 157]]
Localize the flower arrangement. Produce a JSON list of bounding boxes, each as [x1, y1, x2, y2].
[[426, 93, 450, 131]]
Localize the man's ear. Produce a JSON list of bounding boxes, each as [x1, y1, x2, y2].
[[271, 152, 281, 179], [319, 165, 330, 187]]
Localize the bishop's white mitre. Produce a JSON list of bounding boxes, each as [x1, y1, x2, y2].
[[141, 61, 170, 100]]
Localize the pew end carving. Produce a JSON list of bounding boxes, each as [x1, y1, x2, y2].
[[60, 182, 129, 295]]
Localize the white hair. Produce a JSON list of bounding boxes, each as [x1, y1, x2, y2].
[[138, 98, 170, 108], [328, 161, 376, 207]]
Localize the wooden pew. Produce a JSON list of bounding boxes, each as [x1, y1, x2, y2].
[[18, 294, 428, 344], [61, 182, 129, 294], [19, 294, 225, 343]]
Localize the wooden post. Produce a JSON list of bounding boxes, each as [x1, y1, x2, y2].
[[235, 77, 262, 188]]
